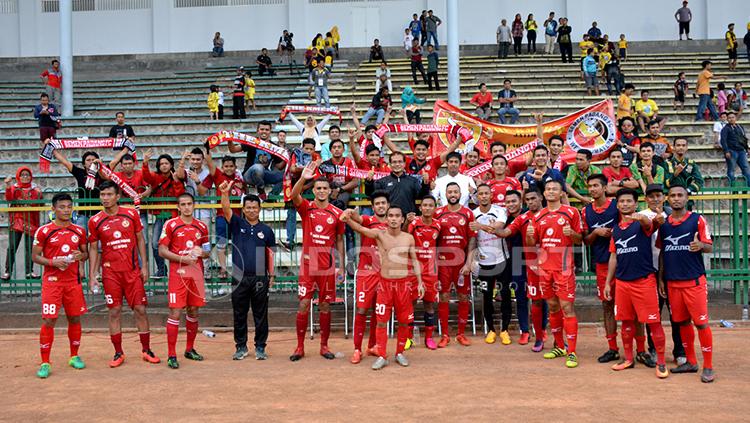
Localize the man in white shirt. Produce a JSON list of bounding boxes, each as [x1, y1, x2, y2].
[[712, 111, 728, 149], [403, 28, 414, 51], [433, 152, 477, 207]]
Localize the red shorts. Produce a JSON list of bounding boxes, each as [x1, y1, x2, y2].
[[355, 272, 380, 309], [526, 264, 543, 300], [41, 280, 87, 319], [667, 276, 709, 325], [417, 275, 439, 303], [539, 268, 576, 301], [595, 262, 611, 302], [102, 269, 147, 309], [168, 271, 206, 309], [614, 274, 660, 323], [298, 262, 336, 302], [438, 264, 470, 295], [376, 277, 415, 324]]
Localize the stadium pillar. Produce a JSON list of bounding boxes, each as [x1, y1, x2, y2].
[[446, 0, 460, 106], [59, 0, 73, 117]]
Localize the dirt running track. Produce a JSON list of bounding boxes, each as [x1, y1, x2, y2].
[[1, 326, 748, 422]]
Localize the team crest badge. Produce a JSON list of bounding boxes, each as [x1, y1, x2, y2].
[[122, 220, 130, 228], [546, 228, 554, 236], [565, 110, 616, 155], [327, 217, 335, 224], [61, 244, 70, 253], [449, 227, 457, 234], [557, 218, 565, 225], [257, 232, 265, 239], [432, 232, 438, 239], [458, 219, 465, 226], [71, 235, 79, 243]]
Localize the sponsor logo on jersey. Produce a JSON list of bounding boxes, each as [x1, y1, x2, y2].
[[423, 241, 430, 248], [449, 227, 457, 234], [257, 232, 265, 239], [546, 228, 554, 236], [615, 234, 638, 253], [591, 218, 614, 229], [663, 232, 692, 251], [61, 244, 70, 253], [327, 217, 335, 224], [186, 240, 194, 248]]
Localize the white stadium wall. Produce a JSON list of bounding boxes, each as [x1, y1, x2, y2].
[[0, 0, 749, 58]]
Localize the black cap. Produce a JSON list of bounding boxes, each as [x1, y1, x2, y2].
[[645, 184, 664, 195]]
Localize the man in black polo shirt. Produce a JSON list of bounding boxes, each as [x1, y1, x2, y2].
[[256, 48, 276, 76], [219, 181, 276, 361], [108, 111, 136, 145], [374, 151, 421, 215]]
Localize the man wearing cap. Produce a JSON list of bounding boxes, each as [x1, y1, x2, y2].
[[675, 1, 692, 40]]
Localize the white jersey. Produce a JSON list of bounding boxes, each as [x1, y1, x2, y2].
[[640, 208, 667, 270], [472, 204, 508, 266]]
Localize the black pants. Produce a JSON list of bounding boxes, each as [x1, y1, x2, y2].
[[427, 71, 440, 90], [232, 275, 270, 349], [513, 36, 522, 54], [646, 290, 686, 359], [5, 230, 33, 275], [411, 61, 427, 84], [527, 30, 536, 53], [406, 109, 421, 123], [258, 66, 276, 76], [559, 43, 573, 62], [478, 262, 511, 333], [218, 104, 224, 120], [232, 95, 246, 119]]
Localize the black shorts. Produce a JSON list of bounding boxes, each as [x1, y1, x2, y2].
[[729, 48, 738, 60], [675, 92, 685, 103], [679, 21, 690, 34]]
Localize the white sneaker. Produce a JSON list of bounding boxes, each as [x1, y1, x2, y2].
[[395, 353, 409, 367], [371, 356, 388, 370]]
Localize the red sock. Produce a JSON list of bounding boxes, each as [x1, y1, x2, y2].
[[680, 324, 697, 365], [563, 316, 578, 354], [396, 325, 409, 354], [138, 332, 151, 352], [319, 311, 331, 348], [185, 316, 198, 352], [376, 325, 388, 358], [353, 313, 367, 351], [166, 318, 179, 357], [295, 312, 308, 350], [647, 322, 666, 365], [606, 332, 619, 351], [110, 332, 123, 354], [550, 310, 564, 349], [40, 325, 54, 364], [457, 301, 469, 335], [367, 310, 377, 349], [621, 320, 635, 362], [68, 322, 81, 357], [531, 302, 544, 340], [697, 326, 713, 369], [438, 302, 450, 336], [635, 335, 646, 353]]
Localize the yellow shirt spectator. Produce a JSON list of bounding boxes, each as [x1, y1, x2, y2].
[[726, 30, 736, 50], [207, 91, 219, 113], [635, 99, 659, 118], [617, 93, 635, 119], [244, 76, 255, 100], [696, 69, 713, 95], [324, 55, 333, 67], [599, 51, 611, 70], [331, 26, 340, 44], [525, 20, 537, 31], [579, 40, 595, 57], [618, 39, 628, 49]]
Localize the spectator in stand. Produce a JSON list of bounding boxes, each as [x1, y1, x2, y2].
[[548, 135, 569, 172], [643, 120, 673, 163], [496, 19, 512, 59], [419, 10, 428, 45], [629, 142, 665, 194], [212, 32, 224, 57], [617, 83, 636, 120], [244, 70, 256, 112], [583, 49, 600, 96], [324, 32, 336, 57], [511, 14, 524, 56], [557, 17, 573, 63], [109, 150, 152, 231], [745, 23, 750, 65], [369, 39, 385, 63], [616, 116, 641, 167], [256, 48, 275, 76], [320, 126, 348, 161], [470, 83, 493, 120], [361, 87, 392, 125], [543, 12, 557, 54], [312, 33, 325, 54], [403, 28, 414, 52], [565, 148, 600, 204], [287, 110, 332, 152], [33, 93, 60, 142], [108, 111, 136, 143], [216, 85, 224, 120], [401, 86, 425, 123], [730, 82, 746, 118], [208, 85, 219, 120], [424, 10, 442, 49], [695, 60, 722, 121], [426, 44, 440, 90], [603, 49, 623, 95], [603, 149, 640, 196], [3, 167, 41, 280], [579, 34, 595, 74], [40, 59, 62, 103], [618, 34, 628, 61], [665, 137, 703, 196], [497, 79, 519, 124], [375, 62, 392, 93], [675, 0, 692, 40], [726, 23, 738, 71], [673, 72, 689, 110], [409, 39, 427, 85], [282, 137, 319, 250], [277, 30, 295, 70], [716, 82, 728, 114], [172, 148, 208, 223], [519, 145, 566, 194], [408, 13, 422, 43], [713, 111, 728, 149], [232, 67, 246, 119], [309, 60, 332, 108], [525, 14, 538, 53], [587, 22, 602, 40], [635, 90, 665, 132], [720, 111, 750, 186]]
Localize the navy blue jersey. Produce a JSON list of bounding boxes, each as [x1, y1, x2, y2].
[[583, 199, 619, 264], [611, 219, 654, 281], [658, 212, 711, 281]]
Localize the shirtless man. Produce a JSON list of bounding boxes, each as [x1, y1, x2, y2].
[[342, 206, 424, 370]]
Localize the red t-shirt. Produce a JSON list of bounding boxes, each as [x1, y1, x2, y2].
[[320, 156, 357, 185], [507, 210, 539, 255], [407, 217, 441, 279], [531, 205, 583, 272], [355, 156, 390, 173], [158, 217, 209, 276], [487, 177, 522, 206], [115, 169, 147, 195], [406, 155, 442, 181], [297, 199, 345, 270], [470, 92, 493, 108], [358, 215, 387, 275], [41, 69, 61, 89], [435, 205, 476, 251], [88, 207, 143, 272], [602, 166, 634, 183], [201, 169, 245, 217], [33, 222, 87, 283]]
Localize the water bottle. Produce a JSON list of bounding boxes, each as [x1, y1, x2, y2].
[[91, 284, 101, 295], [202, 330, 216, 338], [413, 325, 420, 345], [742, 306, 749, 321], [719, 320, 734, 328]]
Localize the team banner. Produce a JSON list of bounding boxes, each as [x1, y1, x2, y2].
[[278, 105, 342, 124], [463, 139, 541, 178], [206, 131, 290, 164], [431, 99, 617, 166], [39, 137, 135, 172]]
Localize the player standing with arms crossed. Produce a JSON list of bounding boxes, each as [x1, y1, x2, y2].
[[32, 193, 89, 378], [289, 161, 346, 361], [342, 205, 424, 370], [604, 188, 669, 378], [658, 185, 715, 383], [527, 180, 583, 368], [435, 182, 477, 347], [158, 193, 211, 369], [88, 181, 160, 367]]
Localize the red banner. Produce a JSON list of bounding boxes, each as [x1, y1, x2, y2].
[[430, 99, 617, 166]]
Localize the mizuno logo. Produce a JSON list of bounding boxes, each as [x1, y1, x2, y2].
[[664, 232, 691, 246], [648, 314, 658, 320], [615, 234, 637, 249], [592, 219, 614, 229]]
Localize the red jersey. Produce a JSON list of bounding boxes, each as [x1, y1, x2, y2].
[[33, 222, 87, 283], [602, 166, 634, 183], [115, 170, 147, 195], [407, 217, 441, 278], [531, 205, 583, 272], [158, 217, 209, 274], [406, 155, 442, 181], [88, 207, 143, 272], [320, 156, 357, 185], [435, 205, 476, 250], [297, 199, 345, 269], [487, 177, 522, 206], [358, 215, 387, 274], [355, 156, 390, 173], [201, 169, 245, 217], [459, 162, 482, 174]]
